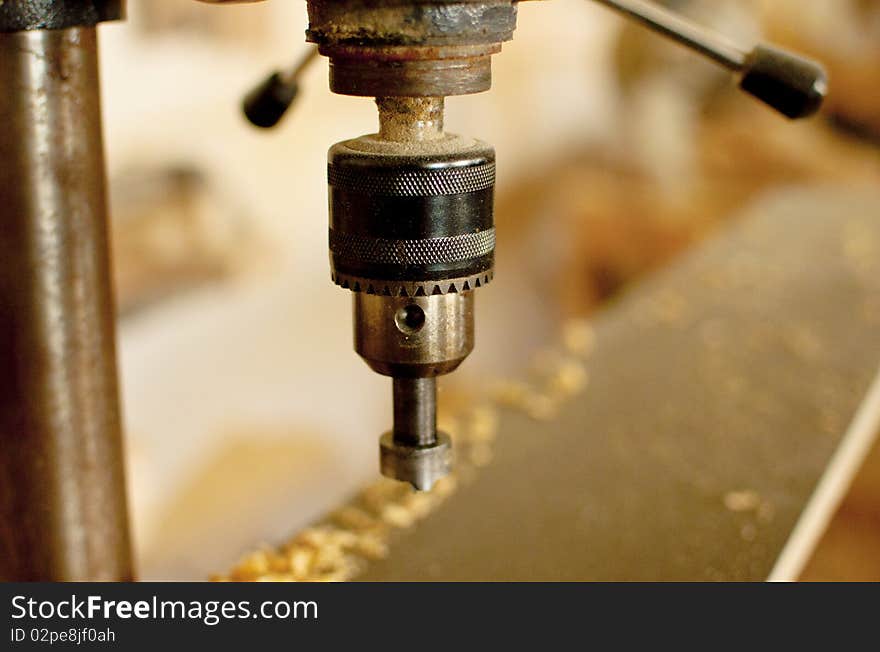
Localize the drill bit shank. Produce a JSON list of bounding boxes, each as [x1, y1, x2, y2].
[[393, 378, 438, 448]]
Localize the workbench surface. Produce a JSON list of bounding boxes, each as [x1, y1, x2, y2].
[[358, 187, 880, 581]]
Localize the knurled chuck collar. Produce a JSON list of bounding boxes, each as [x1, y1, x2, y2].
[[328, 136, 496, 297]]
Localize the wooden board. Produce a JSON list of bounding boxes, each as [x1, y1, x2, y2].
[[357, 186, 880, 581]]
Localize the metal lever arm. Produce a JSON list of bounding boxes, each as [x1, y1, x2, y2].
[[242, 46, 319, 129], [593, 0, 828, 119]]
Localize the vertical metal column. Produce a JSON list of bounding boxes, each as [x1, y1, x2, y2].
[[0, 26, 133, 580]]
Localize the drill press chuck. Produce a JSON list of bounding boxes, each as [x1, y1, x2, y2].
[[328, 116, 496, 490]]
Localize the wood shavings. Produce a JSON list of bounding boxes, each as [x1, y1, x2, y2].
[[491, 325, 593, 424], [491, 380, 533, 406], [431, 475, 458, 498], [352, 533, 390, 561], [287, 547, 315, 577], [331, 506, 378, 532], [467, 406, 498, 443], [563, 320, 596, 357], [400, 492, 436, 520], [438, 415, 461, 443], [724, 490, 762, 513], [380, 505, 416, 529], [740, 523, 758, 542], [468, 443, 495, 468], [757, 500, 776, 524], [549, 360, 590, 398], [724, 491, 774, 544]]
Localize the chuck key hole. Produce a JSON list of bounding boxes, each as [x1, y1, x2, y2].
[[395, 304, 426, 335]]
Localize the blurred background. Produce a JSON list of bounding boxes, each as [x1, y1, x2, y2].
[[96, 0, 879, 579]]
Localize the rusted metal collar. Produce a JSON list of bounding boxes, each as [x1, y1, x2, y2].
[[306, 0, 518, 96]]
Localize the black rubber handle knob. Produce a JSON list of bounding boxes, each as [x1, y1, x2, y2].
[[739, 45, 828, 120], [242, 72, 299, 129]]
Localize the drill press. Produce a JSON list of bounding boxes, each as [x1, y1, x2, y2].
[[313, 0, 513, 491], [240, 0, 827, 491], [0, 0, 829, 581], [247, 0, 517, 491]]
